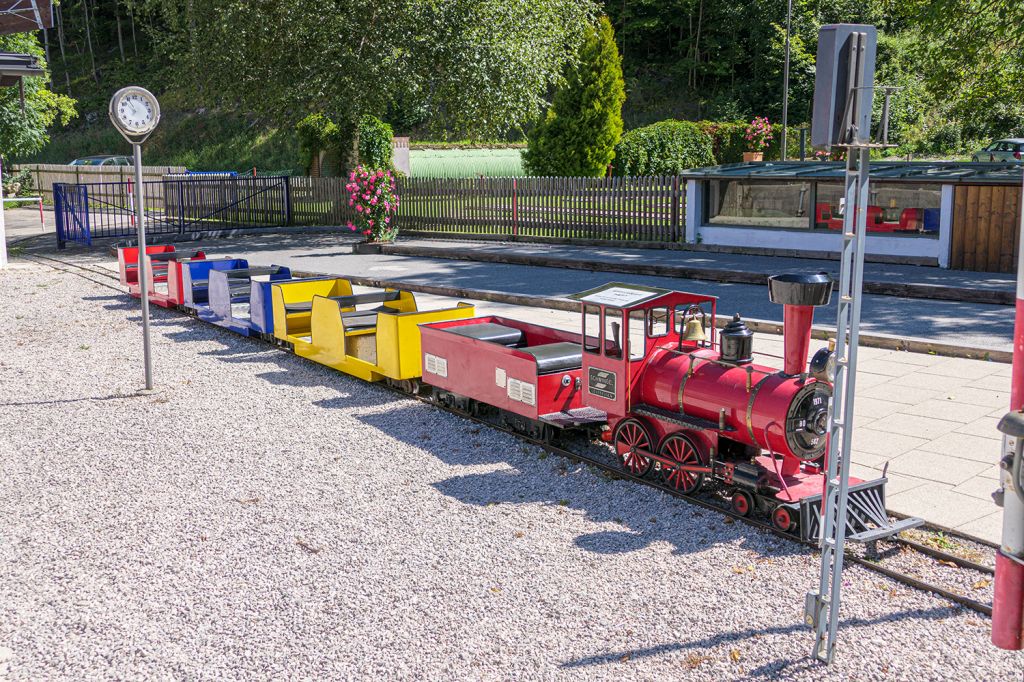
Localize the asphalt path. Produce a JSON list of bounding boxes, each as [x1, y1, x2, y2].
[[30, 231, 1014, 351]]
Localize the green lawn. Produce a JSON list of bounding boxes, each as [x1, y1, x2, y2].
[[409, 148, 524, 178]]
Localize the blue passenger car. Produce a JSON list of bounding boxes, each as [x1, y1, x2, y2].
[[207, 265, 293, 336], [180, 257, 249, 319]]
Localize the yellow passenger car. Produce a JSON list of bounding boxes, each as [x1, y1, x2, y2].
[[271, 278, 475, 383]]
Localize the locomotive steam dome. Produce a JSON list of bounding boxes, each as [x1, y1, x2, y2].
[[720, 313, 753, 364]]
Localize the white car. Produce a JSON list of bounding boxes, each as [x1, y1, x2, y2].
[[972, 139, 1024, 162], [69, 155, 132, 166]]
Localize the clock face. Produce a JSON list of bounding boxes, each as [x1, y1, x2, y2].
[[109, 87, 160, 139], [116, 93, 155, 132]]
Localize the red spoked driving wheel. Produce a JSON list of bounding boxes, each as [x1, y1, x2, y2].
[[612, 418, 655, 477], [772, 506, 795, 533], [658, 433, 705, 494], [731, 490, 754, 517]]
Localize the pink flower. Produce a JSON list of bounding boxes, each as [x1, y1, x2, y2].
[[349, 172, 356, 181], [384, 216, 390, 224], [355, 205, 363, 212], [363, 229, 372, 236], [368, 219, 374, 227], [370, 197, 378, 205], [363, 193, 370, 200]]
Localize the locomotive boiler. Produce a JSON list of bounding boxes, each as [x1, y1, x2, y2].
[[638, 273, 834, 475]]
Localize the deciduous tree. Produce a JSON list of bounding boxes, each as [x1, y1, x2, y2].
[[0, 33, 76, 159], [137, 0, 598, 151]]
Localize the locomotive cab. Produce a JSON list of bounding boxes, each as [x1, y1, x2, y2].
[[568, 283, 718, 420]]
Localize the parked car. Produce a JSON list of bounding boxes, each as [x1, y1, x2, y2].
[[972, 139, 1024, 162], [68, 155, 131, 166]]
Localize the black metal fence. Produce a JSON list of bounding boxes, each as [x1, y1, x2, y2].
[[55, 176, 290, 248]]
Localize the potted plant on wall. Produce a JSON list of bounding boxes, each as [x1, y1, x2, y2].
[[743, 116, 773, 162], [346, 166, 400, 254]]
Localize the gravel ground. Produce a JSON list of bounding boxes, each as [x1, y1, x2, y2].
[[1, 259, 1022, 681]]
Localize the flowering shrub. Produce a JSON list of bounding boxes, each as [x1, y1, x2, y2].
[[744, 116, 773, 152], [346, 166, 400, 242]]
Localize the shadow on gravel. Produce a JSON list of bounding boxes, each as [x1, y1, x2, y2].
[[356, 404, 808, 562], [431, 466, 804, 563], [103, 301, 139, 311], [0, 392, 139, 407], [559, 604, 960, 674]]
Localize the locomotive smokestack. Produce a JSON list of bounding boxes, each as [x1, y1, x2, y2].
[[767, 273, 834, 376]]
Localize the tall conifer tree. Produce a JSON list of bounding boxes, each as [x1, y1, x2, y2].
[[524, 16, 626, 177]]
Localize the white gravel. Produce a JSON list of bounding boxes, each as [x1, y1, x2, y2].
[[1, 259, 1022, 681]]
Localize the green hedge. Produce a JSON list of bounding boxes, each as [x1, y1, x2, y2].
[[358, 115, 394, 170], [696, 121, 747, 164], [697, 120, 807, 164], [612, 120, 715, 175]]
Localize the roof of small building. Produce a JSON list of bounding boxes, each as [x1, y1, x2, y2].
[[679, 161, 1024, 185]]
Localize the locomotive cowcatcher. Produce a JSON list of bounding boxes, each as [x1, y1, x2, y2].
[[421, 277, 921, 542]]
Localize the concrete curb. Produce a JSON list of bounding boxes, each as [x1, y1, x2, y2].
[[107, 224, 349, 247], [291, 268, 1011, 364], [380, 242, 1014, 307]]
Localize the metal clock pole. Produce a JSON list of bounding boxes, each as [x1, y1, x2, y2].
[[133, 140, 153, 391], [109, 86, 160, 393]]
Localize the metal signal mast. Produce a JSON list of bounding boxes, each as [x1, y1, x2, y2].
[[802, 25, 913, 664]]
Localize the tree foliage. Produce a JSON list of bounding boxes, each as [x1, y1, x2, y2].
[[135, 0, 597, 142], [295, 113, 340, 172], [895, 0, 1024, 140], [523, 16, 625, 176], [0, 33, 76, 159]]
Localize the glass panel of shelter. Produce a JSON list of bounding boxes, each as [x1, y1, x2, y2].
[[816, 181, 941, 235], [705, 179, 941, 237]]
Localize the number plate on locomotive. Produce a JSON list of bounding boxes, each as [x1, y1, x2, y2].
[[588, 367, 617, 400]]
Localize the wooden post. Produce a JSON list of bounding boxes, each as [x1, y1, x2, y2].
[[512, 178, 519, 238]]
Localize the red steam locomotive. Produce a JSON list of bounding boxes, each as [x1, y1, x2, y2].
[[420, 274, 915, 542]]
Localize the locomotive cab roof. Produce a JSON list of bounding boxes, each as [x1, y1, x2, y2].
[[569, 282, 716, 309]]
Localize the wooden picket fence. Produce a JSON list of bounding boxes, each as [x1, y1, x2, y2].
[[290, 175, 685, 242]]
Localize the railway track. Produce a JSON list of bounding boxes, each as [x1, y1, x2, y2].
[[20, 250, 1000, 617]]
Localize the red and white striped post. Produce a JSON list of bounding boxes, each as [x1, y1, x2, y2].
[[992, 173, 1024, 650]]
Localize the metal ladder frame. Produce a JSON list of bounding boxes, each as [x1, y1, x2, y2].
[[805, 144, 870, 664], [804, 28, 874, 665]]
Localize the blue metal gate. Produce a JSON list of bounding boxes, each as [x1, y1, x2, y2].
[[54, 183, 91, 247], [55, 175, 292, 248]]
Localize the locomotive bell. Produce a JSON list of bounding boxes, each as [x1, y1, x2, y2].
[[720, 313, 754, 364], [682, 316, 707, 343]]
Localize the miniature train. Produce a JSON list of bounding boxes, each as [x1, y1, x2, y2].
[[117, 245, 921, 542]]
